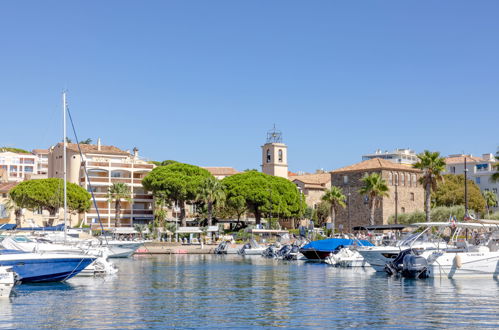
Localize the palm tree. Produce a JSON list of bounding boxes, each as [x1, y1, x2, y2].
[[80, 138, 92, 144], [413, 150, 446, 222], [483, 190, 498, 217], [107, 183, 132, 228], [359, 172, 390, 226], [321, 186, 346, 234], [196, 177, 225, 226]]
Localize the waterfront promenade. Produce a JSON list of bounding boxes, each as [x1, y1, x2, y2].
[[136, 242, 240, 255]]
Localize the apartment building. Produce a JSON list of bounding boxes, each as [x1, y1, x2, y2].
[[48, 140, 155, 228], [445, 153, 499, 211], [32, 149, 49, 177], [0, 149, 37, 182], [362, 148, 418, 165]]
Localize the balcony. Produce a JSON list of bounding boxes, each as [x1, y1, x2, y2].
[[133, 194, 153, 200], [134, 164, 154, 169]]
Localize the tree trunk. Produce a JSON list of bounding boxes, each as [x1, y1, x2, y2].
[[207, 201, 213, 226], [254, 206, 261, 225], [15, 209, 22, 227], [331, 205, 336, 235], [369, 198, 375, 226], [180, 200, 186, 227], [425, 182, 431, 222], [115, 200, 121, 227]]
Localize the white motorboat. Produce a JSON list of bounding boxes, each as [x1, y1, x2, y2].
[[325, 247, 370, 267], [0, 267, 17, 298], [0, 236, 117, 276], [238, 239, 267, 256], [357, 227, 449, 272], [396, 222, 499, 279]]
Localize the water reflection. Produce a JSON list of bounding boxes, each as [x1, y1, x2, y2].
[[1, 255, 499, 329]]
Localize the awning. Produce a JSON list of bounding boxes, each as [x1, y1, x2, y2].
[[176, 226, 203, 234], [206, 226, 219, 232]]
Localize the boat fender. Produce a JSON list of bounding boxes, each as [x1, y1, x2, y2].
[[454, 254, 462, 269]]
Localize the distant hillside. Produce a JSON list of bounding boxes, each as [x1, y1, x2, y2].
[[1, 147, 31, 154]]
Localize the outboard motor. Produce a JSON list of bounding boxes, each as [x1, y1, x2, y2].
[[262, 245, 278, 258], [385, 249, 416, 276], [238, 243, 251, 255], [214, 241, 228, 255], [401, 254, 429, 279], [277, 245, 292, 258], [283, 245, 300, 260]]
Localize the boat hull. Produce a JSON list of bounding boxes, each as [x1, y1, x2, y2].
[[299, 249, 332, 260], [0, 253, 95, 283], [426, 252, 499, 278]]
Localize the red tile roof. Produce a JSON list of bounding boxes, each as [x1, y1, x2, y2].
[[0, 182, 18, 193], [203, 167, 239, 176], [54, 143, 130, 156], [331, 158, 421, 173], [445, 156, 483, 164]]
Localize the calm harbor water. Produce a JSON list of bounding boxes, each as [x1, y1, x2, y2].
[[1, 255, 498, 329]]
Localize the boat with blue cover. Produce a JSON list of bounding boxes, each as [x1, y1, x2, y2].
[[0, 249, 95, 283], [299, 238, 373, 260]]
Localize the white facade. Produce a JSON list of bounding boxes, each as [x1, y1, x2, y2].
[[0, 151, 37, 182], [444, 153, 499, 212], [362, 148, 418, 165]]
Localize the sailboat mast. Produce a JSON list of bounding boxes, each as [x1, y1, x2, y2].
[[63, 91, 68, 241]]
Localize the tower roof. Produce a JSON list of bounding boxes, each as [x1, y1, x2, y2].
[[266, 125, 283, 143]]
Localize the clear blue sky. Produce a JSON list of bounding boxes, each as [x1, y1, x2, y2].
[[1, 1, 498, 173]]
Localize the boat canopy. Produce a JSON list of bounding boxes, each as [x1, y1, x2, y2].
[[411, 222, 499, 229], [301, 238, 373, 252], [352, 224, 408, 231], [16, 224, 65, 231], [0, 224, 17, 230]]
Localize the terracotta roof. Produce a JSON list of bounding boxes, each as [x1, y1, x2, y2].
[[54, 143, 130, 156], [0, 182, 18, 193], [445, 156, 483, 164], [331, 158, 421, 173], [292, 173, 331, 185], [32, 149, 49, 154], [202, 167, 239, 176]]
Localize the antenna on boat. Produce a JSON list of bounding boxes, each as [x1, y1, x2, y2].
[[63, 91, 68, 242]]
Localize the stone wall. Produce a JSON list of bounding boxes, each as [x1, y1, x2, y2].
[[331, 169, 424, 231]]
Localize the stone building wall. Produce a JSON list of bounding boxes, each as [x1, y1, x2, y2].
[[331, 169, 424, 231]]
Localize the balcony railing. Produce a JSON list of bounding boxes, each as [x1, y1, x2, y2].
[[133, 194, 153, 199]]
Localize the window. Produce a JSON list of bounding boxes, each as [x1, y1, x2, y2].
[[343, 175, 348, 184], [24, 166, 33, 173], [451, 166, 456, 174], [278, 149, 283, 163], [111, 172, 122, 178], [394, 173, 399, 186], [266, 149, 271, 163], [401, 207, 406, 213], [406, 174, 411, 187], [388, 172, 393, 186], [410, 193, 415, 201], [401, 173, 405, 186], [412, 174, 417, 187]]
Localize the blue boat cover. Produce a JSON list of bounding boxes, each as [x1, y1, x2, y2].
[[0, 224, 17, 230], [301, 238, 373, 252]]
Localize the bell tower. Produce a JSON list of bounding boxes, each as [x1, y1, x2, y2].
[[261, 125, 288, 179]]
